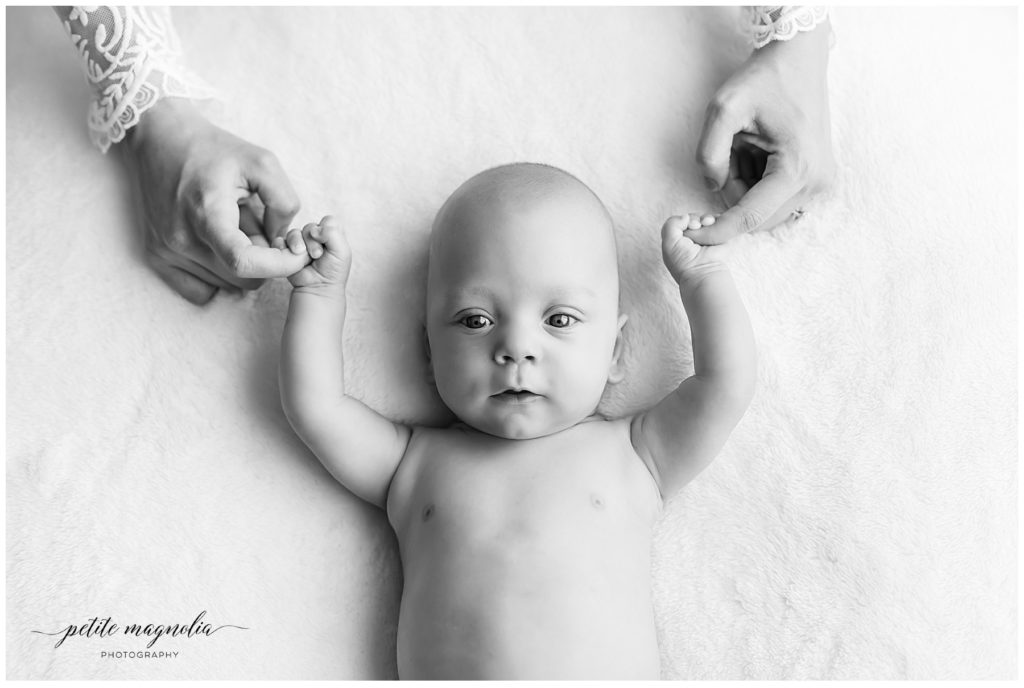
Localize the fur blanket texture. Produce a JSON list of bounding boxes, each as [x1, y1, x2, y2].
[[5, 6, 1016, 679]]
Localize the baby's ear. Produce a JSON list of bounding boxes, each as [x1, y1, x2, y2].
[[422, 325, 435, 385], [607, 313, 628, 384]]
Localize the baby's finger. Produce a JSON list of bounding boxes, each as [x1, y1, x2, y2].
[[314, 215, 343, 243], [661, 216, 688, 243], [285, 228, 306, 255], [316, 216, 352, 260], [301, 223, 324, 260], [271, 236, 286, 251], [665, 217, 697, 248]]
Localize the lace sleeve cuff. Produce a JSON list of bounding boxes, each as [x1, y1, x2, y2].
[[56, 6, 218, 153], [749, 6, 830, 49]]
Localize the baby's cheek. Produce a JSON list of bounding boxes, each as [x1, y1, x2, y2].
[[435, 356, 481, 406], [430, 359, 460, 401], [560, 354, 608, 404]]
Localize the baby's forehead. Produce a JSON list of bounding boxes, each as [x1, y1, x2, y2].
[[430, 200, 617, 290], [431, 165, 615, 252], [427, 164, 619, 301]]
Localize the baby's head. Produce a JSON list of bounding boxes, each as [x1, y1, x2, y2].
[[426, 163, 627, 440]]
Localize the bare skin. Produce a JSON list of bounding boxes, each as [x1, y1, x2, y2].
[[278, 164, 756, 679], [387, 421, 662, 679]]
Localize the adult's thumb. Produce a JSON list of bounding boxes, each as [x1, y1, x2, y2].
[[684, 169, 798, 245]]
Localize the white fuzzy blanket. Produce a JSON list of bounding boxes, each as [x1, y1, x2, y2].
[[6, 6, 1016, 679]]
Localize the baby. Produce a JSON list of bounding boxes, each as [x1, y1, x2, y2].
[[274, 163, 756, 679]]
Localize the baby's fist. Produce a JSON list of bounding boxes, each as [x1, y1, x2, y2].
[[278, 216, 352, 290], [661, 214, 726, 285]]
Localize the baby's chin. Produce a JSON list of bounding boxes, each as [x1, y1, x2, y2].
[[458, 413, 585, 441]]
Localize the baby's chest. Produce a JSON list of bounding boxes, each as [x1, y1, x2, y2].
[[390, 423, 660, 542]]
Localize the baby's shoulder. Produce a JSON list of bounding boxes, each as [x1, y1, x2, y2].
[[579, 413, 643, 448], [384, 424, 469, 520], [577, 415, 663, 511], [406, 422, 478, 452]]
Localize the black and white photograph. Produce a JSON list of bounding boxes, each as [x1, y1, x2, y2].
[[5, 4, 1017, 680]]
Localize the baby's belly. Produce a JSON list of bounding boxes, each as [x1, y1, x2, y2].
[[395, 490, 660, 679]]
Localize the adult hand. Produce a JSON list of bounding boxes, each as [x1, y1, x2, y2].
[[688, 20, 836, 245], [120, 97, 309, 304]]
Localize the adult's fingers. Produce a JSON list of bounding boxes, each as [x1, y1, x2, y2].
[[197, 193, 310, 279], [150, 256, 218, 305], [236, 202, 271, 250], [720, 146, 749, 208], [171, 204, 265, 290], [237, 196, 276, 249], [148, 209, 262, 291], [238, 200, 264, 239], [249, 234, 270, 249], [245, 150, 301, 240], [684, 165, 800, 245], [187, 248, 264, 292], [174, 253, 238, 291], [696, 92, 750, 192], [720, 174, 749, 209]]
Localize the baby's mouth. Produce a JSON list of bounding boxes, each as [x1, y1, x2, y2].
[[491, 389, 542, 404]]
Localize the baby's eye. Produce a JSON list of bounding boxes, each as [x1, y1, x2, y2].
[[547, 313, 578, 328], [461, 314, 493, 329]]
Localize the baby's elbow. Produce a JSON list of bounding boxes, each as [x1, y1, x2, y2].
[[725, 388, 754, 428], [280, 395, 323, 441], [280, 400, 306, 440], [737, 366, 757, 410], [718, 367, 756, 421], [713, 350, 757, 415], [734, 349, 758, 410]]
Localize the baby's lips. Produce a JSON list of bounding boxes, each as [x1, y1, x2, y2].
[[491, 383, 541, 396], [490, 389, 543, 404]]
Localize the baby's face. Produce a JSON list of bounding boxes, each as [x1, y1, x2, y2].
[[426, 181, 625, 440]]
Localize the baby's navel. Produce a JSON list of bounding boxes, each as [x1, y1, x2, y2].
[[422, 504, 434, 521], [590, 494, 605, 510]]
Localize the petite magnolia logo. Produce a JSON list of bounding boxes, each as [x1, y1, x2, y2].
[[32, 610, 247, 649]]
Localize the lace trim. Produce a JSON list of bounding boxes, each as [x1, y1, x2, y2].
[[57, 6, 217, 153], [749, 6, 830, 49]]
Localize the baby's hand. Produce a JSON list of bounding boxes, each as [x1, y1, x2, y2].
[[661, 214, 729, 286], [275, 216, 352, 291]]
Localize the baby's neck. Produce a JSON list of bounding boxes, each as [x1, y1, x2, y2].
[[449, 413, 607, 441]]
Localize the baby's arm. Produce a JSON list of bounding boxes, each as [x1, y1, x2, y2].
[[631, 215, 756, 498], [278, 217, 411, 508]]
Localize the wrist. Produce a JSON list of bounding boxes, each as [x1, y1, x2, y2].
[[751, 7, 832, 50], [123, 97, 205, 153], [747, 18, 831, 90], [292, 282, 348, 301], [756, 16, 831, 70], [759, 16, 831, 52], [674, 261, 731, 293]]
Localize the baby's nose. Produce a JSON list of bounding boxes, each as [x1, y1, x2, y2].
[[495, 351, 536, 365], [493, 326, 538, 364]]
